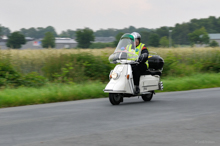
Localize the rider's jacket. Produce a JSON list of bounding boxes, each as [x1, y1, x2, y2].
[[127, 43, 149, 68]]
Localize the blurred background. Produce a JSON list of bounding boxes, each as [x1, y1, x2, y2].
[[0, 0, 220, 107]]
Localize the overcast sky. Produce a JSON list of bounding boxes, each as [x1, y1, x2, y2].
[[1, 0, 220, 33]]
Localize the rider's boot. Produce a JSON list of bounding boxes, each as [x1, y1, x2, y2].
[[135, 85, 140, 94]]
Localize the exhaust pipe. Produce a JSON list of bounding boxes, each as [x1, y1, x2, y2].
[[159, 81, 163, 90]]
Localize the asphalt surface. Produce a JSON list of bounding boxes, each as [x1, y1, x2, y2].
[[0, 88, 220, 146]]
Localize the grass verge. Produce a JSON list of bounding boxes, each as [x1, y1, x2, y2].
[[0, 82, 106, 108], [161, 73, 220, 91], [0, 73, 220, 108]]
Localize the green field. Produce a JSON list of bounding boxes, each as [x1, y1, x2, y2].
[[0, 48, 219, 108]]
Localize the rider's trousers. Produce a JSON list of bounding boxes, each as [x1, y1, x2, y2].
[[131, 63, 148, 86]]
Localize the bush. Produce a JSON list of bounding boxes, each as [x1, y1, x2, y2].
[[42, 53, 113, 83], [42, 54, 86, 83], [0, 62, 46, 88], [161, 49, 220, 76], [0, 53, 47, 88], [161, 52, 195, 77], [209, 40, 219, 47], [0, 61, 21, 87], [200, 50, 220, 73], [19, 72, 47, 87]]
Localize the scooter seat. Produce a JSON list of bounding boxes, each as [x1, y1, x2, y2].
[[141, 70, 162, 76]]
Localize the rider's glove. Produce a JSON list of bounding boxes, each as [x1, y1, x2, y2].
[[138, 53, 148, 63]]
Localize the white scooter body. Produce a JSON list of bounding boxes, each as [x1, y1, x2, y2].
[[104, 33, 163, 105], [104, 61, 161, 95]]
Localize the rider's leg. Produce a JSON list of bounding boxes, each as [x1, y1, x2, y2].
[[131, 65, 140, 86], [132, 63, 148, 94], [131, 65, 141, 94], [139, 63, 148, 73]]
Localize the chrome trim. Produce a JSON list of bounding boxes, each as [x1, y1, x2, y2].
[[141, 92, 152, 94], [103, 89, 126, 93], [103, 89, 113, 91], [143, 85, 158, 87], [159, 81, 163, 90]]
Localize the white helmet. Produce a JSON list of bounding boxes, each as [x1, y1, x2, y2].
[[131, 32, 141, 41]]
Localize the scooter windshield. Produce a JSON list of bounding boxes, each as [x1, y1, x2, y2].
[[109, 33, 138, 64]]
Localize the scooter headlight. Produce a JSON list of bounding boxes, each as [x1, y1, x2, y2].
[[112, 72, 119, 80]]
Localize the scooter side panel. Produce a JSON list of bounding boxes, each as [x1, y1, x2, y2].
[[140, 75, 160, 92]]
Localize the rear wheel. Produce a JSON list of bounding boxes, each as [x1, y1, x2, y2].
[[109, 93, 122, 105], [141, 93, 153, 101]]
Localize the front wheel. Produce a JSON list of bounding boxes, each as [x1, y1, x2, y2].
[[109, 93, 122, 105], [141, 93, 153, 101]]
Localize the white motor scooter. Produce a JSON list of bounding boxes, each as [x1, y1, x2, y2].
[[103, 33, 164, 105]]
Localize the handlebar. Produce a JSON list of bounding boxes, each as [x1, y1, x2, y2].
[[116, 60, 139, 64]]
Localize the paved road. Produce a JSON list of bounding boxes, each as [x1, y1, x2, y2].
[[0, 88, 220, 146]]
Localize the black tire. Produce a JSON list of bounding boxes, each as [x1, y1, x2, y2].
[[141, 93, 153, 101], [109, 93, 122, 105]]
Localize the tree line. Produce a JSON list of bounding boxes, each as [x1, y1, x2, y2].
[[1, 16, 220, 48]]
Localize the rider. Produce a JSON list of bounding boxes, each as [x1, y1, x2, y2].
[[130, 32, 149, 94]]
